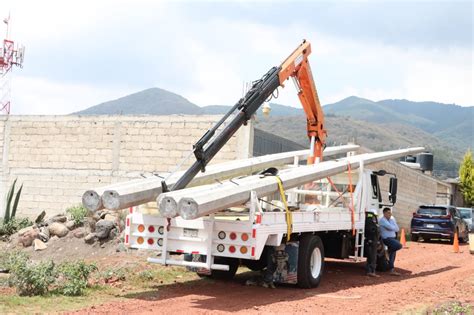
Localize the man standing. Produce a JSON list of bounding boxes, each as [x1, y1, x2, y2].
[[365, 209, 380, 277], [379, 207, 402, 276]]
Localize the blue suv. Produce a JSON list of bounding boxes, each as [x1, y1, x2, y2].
[[411, 205, 469, 243]]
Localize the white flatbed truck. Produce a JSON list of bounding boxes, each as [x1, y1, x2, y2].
[[125, 162, 398, 288]]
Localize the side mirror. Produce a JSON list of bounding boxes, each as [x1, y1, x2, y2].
[[389, 177, 398, 204]]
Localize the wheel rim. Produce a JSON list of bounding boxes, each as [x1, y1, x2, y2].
[[310, 247, 322, 278]]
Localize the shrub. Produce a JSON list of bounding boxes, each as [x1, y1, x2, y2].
[[3, 178, 23, 224], [57, 261, 97, 296], [1, 251, 97, 296], [9, 258, 56, 296], [138, 270, 154, 281], [66, 205, 89, 226], [0, 250, 29, 273], [0, 217, 34, 237], [100, 267, 128, 282]]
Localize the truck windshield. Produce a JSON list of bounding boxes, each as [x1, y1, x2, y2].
[[417, 207, 447, 216], [458, 209, 472, 219]]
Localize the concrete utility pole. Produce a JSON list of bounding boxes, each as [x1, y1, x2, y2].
[[82, 144, 360, 212], [158, 147, 425, 220]]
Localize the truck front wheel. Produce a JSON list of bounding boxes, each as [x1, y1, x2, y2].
[[297, 234, 325, 288]]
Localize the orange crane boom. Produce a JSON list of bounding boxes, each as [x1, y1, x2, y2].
[[167, 40, 326, 192], [279, 40, 326, 164]]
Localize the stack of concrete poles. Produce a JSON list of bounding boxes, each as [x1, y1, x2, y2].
[[82, 144, 360, 212], [158, 147, 425, 220]]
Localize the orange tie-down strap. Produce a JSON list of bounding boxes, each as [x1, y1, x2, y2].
[[326, 162, 355, 236]]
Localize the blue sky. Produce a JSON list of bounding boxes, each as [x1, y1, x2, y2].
[[2, 0, 473, 114]]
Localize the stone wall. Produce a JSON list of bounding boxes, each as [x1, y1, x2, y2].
[[0, 115, 253, 218]]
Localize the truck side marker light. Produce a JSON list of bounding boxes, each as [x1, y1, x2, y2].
[[191, 251, 200, 254], [126, 218, 130, 227], [138, 224, 145, 233], [217, 244, 225, 252], [158, 226, 164, 235], [229, 245, 236, 253], [125, 234, 129, 244], [252, 229, 256, 238], [251, 247, 255, 257], [137, 236, 144, 244]]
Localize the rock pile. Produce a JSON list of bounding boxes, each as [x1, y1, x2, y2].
[[11, 210, 125, 251]]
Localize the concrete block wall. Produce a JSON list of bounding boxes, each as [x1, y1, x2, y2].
[[0, 115, 253, 219], [368, 158, 450, 231]]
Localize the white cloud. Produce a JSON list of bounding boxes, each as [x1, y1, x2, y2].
[[1, 2, 472, 115]]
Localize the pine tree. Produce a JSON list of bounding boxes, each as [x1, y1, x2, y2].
[[459, 149, 474, 206]]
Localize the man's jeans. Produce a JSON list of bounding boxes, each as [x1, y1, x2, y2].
[[382, 237, 402, 270]]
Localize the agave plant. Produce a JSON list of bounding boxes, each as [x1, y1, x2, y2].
[[3, 178, 23, 224]]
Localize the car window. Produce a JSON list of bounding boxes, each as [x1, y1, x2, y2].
[[417, 207, 447, 216], [459, 209, 472, 219]]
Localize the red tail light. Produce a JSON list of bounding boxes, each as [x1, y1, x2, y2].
[[440, 214, 451, 219], [413, 212, 422, 218], [229, 245, 236, 253]]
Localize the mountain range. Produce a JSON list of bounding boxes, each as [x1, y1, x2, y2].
[[73, 87, 473, 178]]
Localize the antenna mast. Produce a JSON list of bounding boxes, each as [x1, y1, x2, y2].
[[0, 14, 25, 115]]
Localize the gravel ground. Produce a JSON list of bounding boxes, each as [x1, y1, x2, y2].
[[72, 240, 474, 314]]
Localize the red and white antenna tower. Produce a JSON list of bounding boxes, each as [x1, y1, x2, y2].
[[0, 14, 25, 115]]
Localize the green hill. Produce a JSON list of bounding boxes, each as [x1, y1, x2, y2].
[[72, 88, 472, 177]]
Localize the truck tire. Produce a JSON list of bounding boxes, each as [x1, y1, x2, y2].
[[297, 234, 325, 288], [209, 257, 239, 280], [411, 234, 419, 242], [242, 247, 268, 271]]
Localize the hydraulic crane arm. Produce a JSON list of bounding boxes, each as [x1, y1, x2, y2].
[[279, 41, 326, 164], [167, 40, 326, 192]]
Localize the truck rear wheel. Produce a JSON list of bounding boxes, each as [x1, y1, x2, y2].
[[297, 234, 325, 288], [209, 257, 239, 280], [242, 247, 269, 271]]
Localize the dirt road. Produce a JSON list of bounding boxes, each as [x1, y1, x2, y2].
[[75, 241, 474, 314]]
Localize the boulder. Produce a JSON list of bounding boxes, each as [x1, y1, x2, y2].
[[73, 228, 87, 239], [18, 228, 39, 247], [109, 227, 119, 240], [18, 225, 35, 237], [104, 214, 117, 223], [92, 213, 101, 222], [45, 214, 67, 226], [38, 232, 49, 243], [84, 233, 98, 244], [65, 221, 76, 230], [48, 222, 69, 238], [95, 219, 115, 239], [84, 217, 96, 232], [34, 210, 46, 224], [40, 226, 50, 238], [33, 239, 47, 251]]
